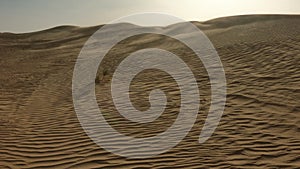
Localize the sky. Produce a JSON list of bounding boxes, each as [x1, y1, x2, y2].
[[0, 0, 299, 33]]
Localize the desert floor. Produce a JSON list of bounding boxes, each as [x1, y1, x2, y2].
[[0, 15, 300, 168]]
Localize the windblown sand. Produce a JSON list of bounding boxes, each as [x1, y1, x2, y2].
[[0, 15, 300, 168]]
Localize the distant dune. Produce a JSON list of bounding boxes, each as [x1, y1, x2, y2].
[[0, 15, 299, 168]]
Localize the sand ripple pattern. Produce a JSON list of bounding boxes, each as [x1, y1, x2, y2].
[[0, 15, 300, 168]]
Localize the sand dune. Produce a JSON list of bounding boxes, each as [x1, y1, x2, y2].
[[0, 15, 300, 168]]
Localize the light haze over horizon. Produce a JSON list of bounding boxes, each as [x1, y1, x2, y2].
[[0, 0, 299, 33]]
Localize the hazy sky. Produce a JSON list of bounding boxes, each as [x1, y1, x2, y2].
[[0, 0, 299, 33]]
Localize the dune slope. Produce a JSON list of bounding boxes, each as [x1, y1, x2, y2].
[[0, 15, 300, 168]]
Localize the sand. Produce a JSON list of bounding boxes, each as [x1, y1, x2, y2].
[[0, 15, 300, 168]]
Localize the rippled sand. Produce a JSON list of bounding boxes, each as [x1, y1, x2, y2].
[[0, 15, 300, 168]]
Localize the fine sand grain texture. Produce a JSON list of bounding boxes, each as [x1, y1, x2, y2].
[[0, 15, 300, 168]]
